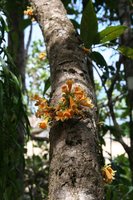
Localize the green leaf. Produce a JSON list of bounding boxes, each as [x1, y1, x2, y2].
[[0, 15, 6, 44], [71, 19, 80, 29], [67, 7, 79, 15], [118, 46, 133, 59], [0, 81, 4, 118], [10, 71, 20, 88], [80, 0, 98, 48], [99, 25, 127, 43], [124, 186, 133, 197], [43, 77, 50, 95], [20, 19, 31, 30], [90, 51, 107, 68]]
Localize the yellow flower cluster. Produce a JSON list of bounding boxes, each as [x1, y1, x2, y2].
[[24, 6, 34, 16], [102, 165, 116, 183], [38, 52, 47, 60], [33, 80, 94, 129], [24, 6, 35, 21]]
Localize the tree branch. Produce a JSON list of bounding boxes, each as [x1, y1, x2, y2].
[[26, 23, 33, 54], [107, 60, 121, 98]]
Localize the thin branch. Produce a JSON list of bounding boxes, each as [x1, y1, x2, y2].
[[25, 23, 33, 56], [30, 135, 49, 142], [94, 62, 130, 152], [107, 61, 121, 98], [118, 137, 130, 154], [98, 91, 127, 108], [30, 128, 49, 141], [93, 64, 108, 94]]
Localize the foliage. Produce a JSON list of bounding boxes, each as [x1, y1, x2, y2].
[[105, 155, 133, 200], [80, 0, 98, 48], [26, 40, 50, 99], [24, 141, 49, 200], [118, 46, 133, 60], [80, 0, 132, 62], [97, 26, 127, 44], [0, 53, 30, 199], [24, 39, 50, 199], [0, 13, 30, 199], [74, 0, 133, 199]]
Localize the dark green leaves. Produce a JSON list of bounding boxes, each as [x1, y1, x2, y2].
[[118, 46, 133, 59], [80, 0, 98, 48], [80, 1, 127, 47], [0, 81, 4, 118], [90, 51, 109, 82], [20, 18, 31, 30], [43, 77, 51, 95], [90, 51, 107, 68], [0, 15, 8, 45], [99, 26, 127, 44]]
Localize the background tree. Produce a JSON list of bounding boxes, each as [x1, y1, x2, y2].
[[87, 0, 133, 198], [0, 1, 30, 199]]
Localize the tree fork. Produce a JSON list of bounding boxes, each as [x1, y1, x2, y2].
[[29, 0, 104, 199]]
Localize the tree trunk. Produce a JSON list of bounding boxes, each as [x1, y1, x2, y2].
[[117, 0, 133, 184], [7, 0, 26, 90], [6, 0, 25, 196], [30, 0, 104, 199]]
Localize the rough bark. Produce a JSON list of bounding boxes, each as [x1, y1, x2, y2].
[[117, 0, 133, 184], [30, 0, 104, 199]]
